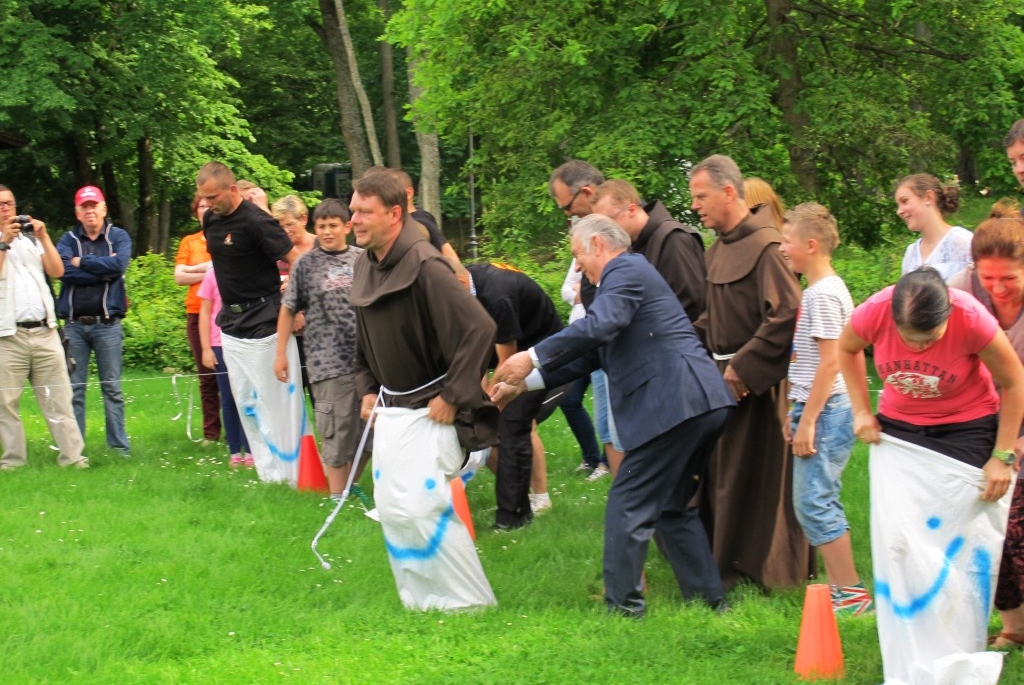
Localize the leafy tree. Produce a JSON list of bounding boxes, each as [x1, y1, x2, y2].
[[0, 0, 292, 252], [390, 0, 1024, 256]]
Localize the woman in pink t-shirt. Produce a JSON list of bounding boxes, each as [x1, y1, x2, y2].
[[839, 267, 1024, 496]]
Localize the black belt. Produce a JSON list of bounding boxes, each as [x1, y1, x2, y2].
[[227, 296, 269, 314], [16, 320, 46, 329], [72, 316, 117, 325]]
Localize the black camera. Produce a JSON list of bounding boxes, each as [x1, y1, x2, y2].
[[15, 215, 33, 234]]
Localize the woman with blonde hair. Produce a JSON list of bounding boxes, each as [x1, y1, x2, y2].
[[744, 177, 785, 227]]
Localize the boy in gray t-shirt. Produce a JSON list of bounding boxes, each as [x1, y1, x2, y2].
[[274, 199, 368, 501]]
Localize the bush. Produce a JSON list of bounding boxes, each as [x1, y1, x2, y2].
[[832, 242, 903, 304], [122, 252, 192, 371]]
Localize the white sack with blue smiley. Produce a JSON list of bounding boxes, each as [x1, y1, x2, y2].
[[871, 434, 1011, 685], [373, 406, 497, 611], [221, 333, 305, 486]]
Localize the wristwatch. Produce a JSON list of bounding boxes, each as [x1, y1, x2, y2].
[[992, 448, 1016, 467], [0, 241, 9, 252]]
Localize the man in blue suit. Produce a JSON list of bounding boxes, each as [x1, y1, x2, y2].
[[490, 214, 735, 617]]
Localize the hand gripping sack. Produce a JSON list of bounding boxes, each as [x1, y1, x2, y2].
[[871, 435, 1011, 685], [373, 407, 496, 611]]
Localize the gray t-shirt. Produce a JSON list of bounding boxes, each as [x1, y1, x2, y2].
[[282, 245, 363, 383]]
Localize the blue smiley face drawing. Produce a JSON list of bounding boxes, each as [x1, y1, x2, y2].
[[874, 516, 992, 619], [240, 384, 305, 462], [377, 473, 454, 561]]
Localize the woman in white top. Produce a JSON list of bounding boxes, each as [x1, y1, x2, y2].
[[896, 173, 973, 282]]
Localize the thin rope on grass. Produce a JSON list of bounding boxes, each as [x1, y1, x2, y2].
[[310, 373, 447, 571]]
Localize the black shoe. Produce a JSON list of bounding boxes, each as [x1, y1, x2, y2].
[[492, 516, 532, 533], [710, 598, 730, 615]]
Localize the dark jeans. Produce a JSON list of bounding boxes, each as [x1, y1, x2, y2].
[[187, 313, 221, 440], [494, 386, 548, 528], [604, 407, 731, 617], [212, 346, 249, 455], [560, 375, 602, 468]]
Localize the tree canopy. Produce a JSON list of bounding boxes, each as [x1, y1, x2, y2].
[[1, 0, 1022, 258]]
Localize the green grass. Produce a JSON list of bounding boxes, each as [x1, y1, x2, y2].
[[3, 370, 1024, 684]]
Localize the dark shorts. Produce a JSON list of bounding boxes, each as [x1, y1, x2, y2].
[[877, 412, 998, 469]]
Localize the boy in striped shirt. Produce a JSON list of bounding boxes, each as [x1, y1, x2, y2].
[[780, 202, 872, 616]]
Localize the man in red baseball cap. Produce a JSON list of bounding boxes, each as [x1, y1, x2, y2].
[[74, 186, 104, 205], [54, 184, 133, 456]]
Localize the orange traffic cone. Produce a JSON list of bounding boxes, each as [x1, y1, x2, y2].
[[297, 434, 329, 492], [450, 476, 476, 541], [794, 584, 845, 680]]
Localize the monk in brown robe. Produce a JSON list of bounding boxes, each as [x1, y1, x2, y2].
[[689, 155, 813, 590], [350, 175, 497, 450], [349, 171, 499, 610]]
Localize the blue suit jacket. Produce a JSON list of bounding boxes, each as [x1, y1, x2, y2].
[[534, 253, 734, 452]]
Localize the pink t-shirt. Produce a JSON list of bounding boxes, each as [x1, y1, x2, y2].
[[196, 269, 224, 348], [851, 286, 1000, 425]]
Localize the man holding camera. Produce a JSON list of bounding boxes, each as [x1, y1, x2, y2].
[[0, 185, 88, 470], [56, 185, 132, 456]]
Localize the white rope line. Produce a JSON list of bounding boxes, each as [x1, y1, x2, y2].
[[310, 373, 447, 570]]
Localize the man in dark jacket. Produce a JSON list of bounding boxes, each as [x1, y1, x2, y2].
[[592, 179, 706, 322], [490, 214, 734, 617], [56, 185, 132, 454]]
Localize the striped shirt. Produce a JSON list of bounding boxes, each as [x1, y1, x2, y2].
[[788, 274, 854, 403]]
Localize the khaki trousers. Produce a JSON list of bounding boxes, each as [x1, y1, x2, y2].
[[0, 327, 86, 467]]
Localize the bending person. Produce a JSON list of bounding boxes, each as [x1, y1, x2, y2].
[[839, 267, 1024, 682], [490, 214, 735, 618]]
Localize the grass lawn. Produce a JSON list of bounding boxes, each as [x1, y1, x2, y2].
[[3, 370, 1023, 684]]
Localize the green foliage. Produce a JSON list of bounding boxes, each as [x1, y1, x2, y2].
[[0, 0, 298, 225], [122, 252, 191, 372], [389, 0, 1024, 255], [832, 243, 904, 305]]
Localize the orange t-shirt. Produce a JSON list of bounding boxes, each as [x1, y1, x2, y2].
[[175, 231, 211, 314]]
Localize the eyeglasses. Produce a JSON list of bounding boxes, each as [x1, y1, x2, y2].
[[0, 200, 14, 208], [559, 187, 583, 213]]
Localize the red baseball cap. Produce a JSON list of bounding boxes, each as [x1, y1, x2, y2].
[[75, 186, 105, 205]]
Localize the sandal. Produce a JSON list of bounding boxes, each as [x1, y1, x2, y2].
[[988, 632, 1024, 649]]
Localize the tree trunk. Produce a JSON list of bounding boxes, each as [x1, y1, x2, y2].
[[378, 0, 401, 169], [69, 133, 93, 187], [315, 0, 373, 176], [99, 159, 134, 238], [135, 135, 154, 255], [765, 0, 817, 196], [407, 50, 441, 226], [156, 197, 171, 255], [331, 0, 383, 168]]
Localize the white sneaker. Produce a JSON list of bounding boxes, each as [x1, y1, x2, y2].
[[529, 493, 552, 515], [586, 466, 610, 482]]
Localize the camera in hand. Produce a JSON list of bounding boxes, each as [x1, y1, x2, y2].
[[15, 215, 33, 234]]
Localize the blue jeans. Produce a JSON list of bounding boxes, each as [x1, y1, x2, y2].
[[591, 369, 623, 452], [560, 375, 602, 467], [66, 319, 129, 451], [790, 394, 854, 546]]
